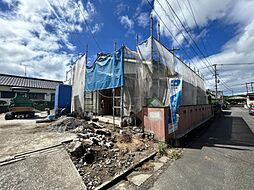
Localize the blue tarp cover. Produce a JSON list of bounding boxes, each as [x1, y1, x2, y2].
[[85, 47, 124, 92]]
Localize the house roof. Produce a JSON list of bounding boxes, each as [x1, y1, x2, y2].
[[0, 73, 62, 90]]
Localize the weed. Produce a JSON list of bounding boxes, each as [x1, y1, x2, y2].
[[158, 142, 168, 156], [167, 149, 182, 160]]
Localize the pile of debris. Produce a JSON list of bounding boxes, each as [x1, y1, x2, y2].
[[48, 117, 156, 190]]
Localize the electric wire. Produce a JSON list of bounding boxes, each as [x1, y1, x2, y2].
[[184, 0, 240, 92], [178, 0, 210, 61], [154, 0, 200, 70], [164, 0, 215, 75], [145, 0, 198, 71], [155, 0, 215, 82], [77, 0, 102, 52]]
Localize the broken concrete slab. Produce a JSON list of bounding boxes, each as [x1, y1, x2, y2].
[[127, 172, 152, 186], [158, 156, 169, 163], [110, 180, 137, 190], [0, 146, 86, 190], [67, 141, 84, 157], [153, 162, 164, 171]]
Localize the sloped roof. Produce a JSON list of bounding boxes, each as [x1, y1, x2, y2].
[[0, 73, 62, 90]]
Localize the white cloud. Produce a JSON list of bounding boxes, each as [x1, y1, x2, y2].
[[119, 15, 134, 34], [137, 12, 149, 28], [115, 3, 129, 16], [91, 23, 104, 34], [152, 0, 232, 46], [0, 0, 100, 80]]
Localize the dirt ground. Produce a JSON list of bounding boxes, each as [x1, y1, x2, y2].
[[0, 113, 76, 162], [0, 113, 160, 190]]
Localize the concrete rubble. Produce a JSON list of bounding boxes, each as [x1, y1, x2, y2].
[[48, 117, 157, 190]]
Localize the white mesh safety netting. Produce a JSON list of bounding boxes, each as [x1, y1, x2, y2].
[[71, 54, 86, 115], [122, 37, 207, 116]]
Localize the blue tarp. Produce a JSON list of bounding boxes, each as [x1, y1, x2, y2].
[[85, 47, 124, 92]]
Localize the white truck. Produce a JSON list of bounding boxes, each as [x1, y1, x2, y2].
[[246, 93, 254, 115]]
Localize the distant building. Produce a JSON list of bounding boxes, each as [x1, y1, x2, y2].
[[0, 73, 62, 110]]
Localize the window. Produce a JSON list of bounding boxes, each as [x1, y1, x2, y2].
[[249, 96, 254, 101], [28, 93, 45, 100], [1, 91, 15, 98], [17, 92, 26, 97], [51, 93, 55, 101]]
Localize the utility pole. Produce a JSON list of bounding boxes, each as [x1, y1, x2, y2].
[[246, 82, 249, 94], [214, 64, 218, 100], [251, 82, 254, 93]]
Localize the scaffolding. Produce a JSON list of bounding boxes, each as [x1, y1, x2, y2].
[[84, 36, 208, 125]]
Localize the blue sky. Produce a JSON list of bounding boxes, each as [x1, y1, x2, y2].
[[0, 0, 254, 94]]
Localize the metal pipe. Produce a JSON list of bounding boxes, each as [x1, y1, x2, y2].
[[150, 15, 153, 62], [157, 21, 160, 41], [113, 40, 116, 127], [136, 33, 139, 47]]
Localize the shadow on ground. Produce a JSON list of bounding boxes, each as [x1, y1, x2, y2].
[[180, 110, 254, 150]]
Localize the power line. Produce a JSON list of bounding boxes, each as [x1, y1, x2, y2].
[[185, 0, 210, 59], [184, 0, 244, 92], [54, 0, 85, 55], [186, 0, 198, 27], [215, 62, 254, 66], [182, 0, 232, 93], [145, 0, 197, 69], [164, 0, 215, 75], [154, 0, 200, 70], [199, 62, 254, 70], [154, 0, 215, 80], [77, 0, 102, 52], [176, 0, 191, 33]]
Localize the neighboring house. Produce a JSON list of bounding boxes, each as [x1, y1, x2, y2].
[[0, 73, 62, 111]]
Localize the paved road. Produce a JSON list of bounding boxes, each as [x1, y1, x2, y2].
[[149, 107, 254, 190]]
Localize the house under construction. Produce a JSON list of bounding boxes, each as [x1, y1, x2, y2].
[[84, 36, 213, 142]]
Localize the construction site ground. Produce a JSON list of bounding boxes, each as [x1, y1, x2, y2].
[[0, 113, 86, 190], [0, 112, 183, 190]]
